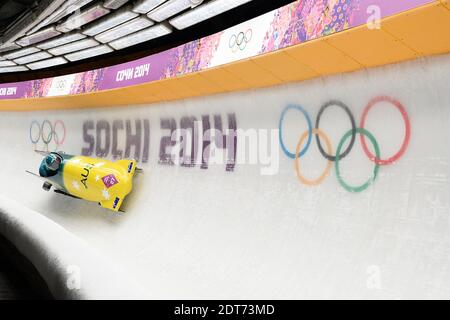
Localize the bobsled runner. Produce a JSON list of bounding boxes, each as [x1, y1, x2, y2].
[[27, 151, 142, 212]]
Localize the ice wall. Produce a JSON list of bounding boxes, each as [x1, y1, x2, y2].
[[0, 54, 449, 299]]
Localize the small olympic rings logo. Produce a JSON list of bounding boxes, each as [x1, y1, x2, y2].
[[279, 96, 411, 193], [229, 29, 252, 52], [29, 120, 66, 151], [55, 79, 67, 91]]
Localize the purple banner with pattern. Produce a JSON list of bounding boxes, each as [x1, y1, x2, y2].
[[0, 0, 432, 101]]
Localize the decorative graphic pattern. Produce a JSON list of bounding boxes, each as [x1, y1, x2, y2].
[[164, 32, 223, 77], [261, 0, 356, 53], [26, 78, 53, 98], [71, 69, 106, 94], [102, 174, 118, 189]]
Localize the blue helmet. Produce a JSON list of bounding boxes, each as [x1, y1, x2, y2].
[[45, 154, 60, 171]]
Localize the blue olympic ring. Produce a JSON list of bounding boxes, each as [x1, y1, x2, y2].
[[279, 104, 313, 159]]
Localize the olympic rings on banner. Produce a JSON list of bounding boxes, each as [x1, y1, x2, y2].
[[360, 96, 411, 165], [279, 104, 312, 159], [29, 120, 66, 150], [229, 29, 252, 52], [295, 129, 333, 186], [279, 96, 411, 192]]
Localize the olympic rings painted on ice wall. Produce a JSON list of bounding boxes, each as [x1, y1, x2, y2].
[[279, 96, 411, 193], [229, 29, 252, 52], [29, 120, 66, 151]]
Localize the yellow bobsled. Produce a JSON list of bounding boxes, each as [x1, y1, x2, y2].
[[28, 151, 140, 212]]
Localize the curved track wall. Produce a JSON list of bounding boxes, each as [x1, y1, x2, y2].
[[0, 54, 449, 298]]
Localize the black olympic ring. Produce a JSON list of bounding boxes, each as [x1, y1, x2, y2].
[[229, 29, 252, 52], [315, 100, 356, 161], [29, 120, 66, 148]]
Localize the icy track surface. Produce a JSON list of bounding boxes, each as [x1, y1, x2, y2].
[[1, 54, 450, 299]]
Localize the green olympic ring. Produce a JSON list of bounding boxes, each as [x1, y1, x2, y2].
[[335, 128, 380, 193]]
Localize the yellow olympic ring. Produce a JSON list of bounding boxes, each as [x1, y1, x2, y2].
[[294, 129, 333, 186]]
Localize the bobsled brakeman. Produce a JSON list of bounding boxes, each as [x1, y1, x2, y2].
[[27, 151, 141, 212]]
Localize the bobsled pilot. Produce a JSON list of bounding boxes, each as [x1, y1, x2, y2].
[[39, 153, 62, 178]]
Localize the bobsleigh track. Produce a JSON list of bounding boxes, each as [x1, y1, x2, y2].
[[1, 54, 450, 299]]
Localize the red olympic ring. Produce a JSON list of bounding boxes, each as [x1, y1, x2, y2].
[[359, 96, 411, 165]]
